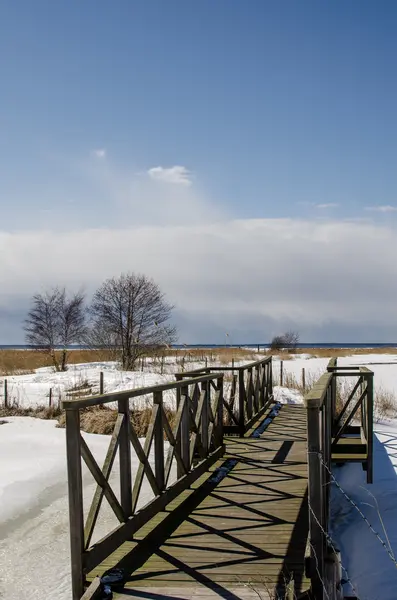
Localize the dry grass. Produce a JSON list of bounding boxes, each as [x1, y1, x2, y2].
[[280, 368, 397, 421], [0, 403, 63, 420], [56, 405, 177, 436], [0, 349, 114, 376], [275, 346, 397, 359], [375, 386, 397, 421], [0, 401, 176, 436], [0, 347, 259, 376]]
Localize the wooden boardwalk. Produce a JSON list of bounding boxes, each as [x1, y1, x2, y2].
[[89, 405, 309, 599]]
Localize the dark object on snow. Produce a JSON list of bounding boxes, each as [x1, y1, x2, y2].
[[100, 568, 126, 592]]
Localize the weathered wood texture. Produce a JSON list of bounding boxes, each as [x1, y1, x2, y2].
[[64, 374, 225, 600], [87, 405, 310, 600], [176, 356, 273, 436]]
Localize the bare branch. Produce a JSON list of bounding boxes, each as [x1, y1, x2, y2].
[[88, 273, 177, 370]]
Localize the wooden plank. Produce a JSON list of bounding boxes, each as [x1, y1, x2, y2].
[[87, 405, 309, 599], [81, 577, 102, 600], [84, 445, 225, 573]]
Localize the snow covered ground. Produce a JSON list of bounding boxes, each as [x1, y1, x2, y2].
[[0, 417, 162, 600], [331, 422, 397, 600], [2, 352, 397, 599], [0, 357, 255, 410]]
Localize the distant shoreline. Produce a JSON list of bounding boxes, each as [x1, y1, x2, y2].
[[1, 343, 397, 350]]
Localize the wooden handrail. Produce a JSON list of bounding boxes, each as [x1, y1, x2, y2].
[[305, 362, 374, 597], [177, 357, 274, 436], [65, 373, 225, 599], [62, 373, 221, 410]]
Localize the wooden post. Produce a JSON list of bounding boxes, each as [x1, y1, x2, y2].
[[180, 385, 190, 472], [280, 360, 284, 386], [302, 368, 306, 392], [99, 371, 104, 395], [153, 391, 165, 491], [254, 365, 260, 412], [201, 381, 209, 455], [216, 376, 224, 446], [49, 387, 52, 407], [366, 373, 374, 484], [4, 379, 7, 408], [307, 404, 325, 600], [238, 369, 245, 436], [161, 355, 165, 375], [205, 357, 208, 369], [65, 409, 85, 600], [269, 360, 273, 401], [257, 344, 260, 353], [232, 358, 235, 374], [118, 398, 132, 517]]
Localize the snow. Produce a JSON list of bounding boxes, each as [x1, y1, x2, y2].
[[0, 417, 159, 600], [0, 357, 254, 410], [331, 421, 397, 600], [3, 352, 397, 598]]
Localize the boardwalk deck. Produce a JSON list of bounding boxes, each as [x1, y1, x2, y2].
[[88, 405, 309, 599]]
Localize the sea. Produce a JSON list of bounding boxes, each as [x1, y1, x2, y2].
[[1, 343, 397, 350]]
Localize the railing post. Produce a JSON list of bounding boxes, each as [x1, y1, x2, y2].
[[180, 384, 190, 473], [201, 380, 209, 455], [217, 375, 224, 447], [280, 360, 284, 386], [153, 391, 165, 492], [306, 402, 325, 600], [118, 398, 132, 517], [99, 371, 104, 395], [238, 369, 245, 437], [367, 373, 374, 484], [246, 367, 253, 420], [254, 365, 260, 411], [65, 409, 85, 600]]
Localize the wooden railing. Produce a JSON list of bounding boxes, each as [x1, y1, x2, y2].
[[63, 373, 225, 600], [305, 361, 374, 599], [175, 356, 273, 436]]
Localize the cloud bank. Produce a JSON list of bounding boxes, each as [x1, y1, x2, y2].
[[2, 218, 397, 343], [2, 154, 397, 344]]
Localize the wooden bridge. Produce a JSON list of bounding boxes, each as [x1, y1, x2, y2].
[[63, 356, 374, 600]]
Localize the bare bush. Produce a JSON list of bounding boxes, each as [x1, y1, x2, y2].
[[270, 330, 300, 352], [374, 386, 397, 421]]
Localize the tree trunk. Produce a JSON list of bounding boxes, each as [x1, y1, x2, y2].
[[51, 349, 60, 372], [61, 349, 68, 371]]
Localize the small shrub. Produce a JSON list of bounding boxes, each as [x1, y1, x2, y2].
[[374, 386, 397, 421]]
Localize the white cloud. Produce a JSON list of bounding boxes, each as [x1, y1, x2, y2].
[[365, 205, 397, 213], [147, 165, 192, 186], [92, 148, 106, 159], [314, 203, 339, 209], [2, 219, 397, 342]]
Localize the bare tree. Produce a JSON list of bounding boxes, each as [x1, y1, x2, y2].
[[24, 287, 86, 371], [283, 330, 300, 350], [88, 273, 177, 370], [270, 330, 300, 352]]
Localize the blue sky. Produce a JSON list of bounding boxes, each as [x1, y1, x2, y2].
[[1, 1, 397, 343]]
